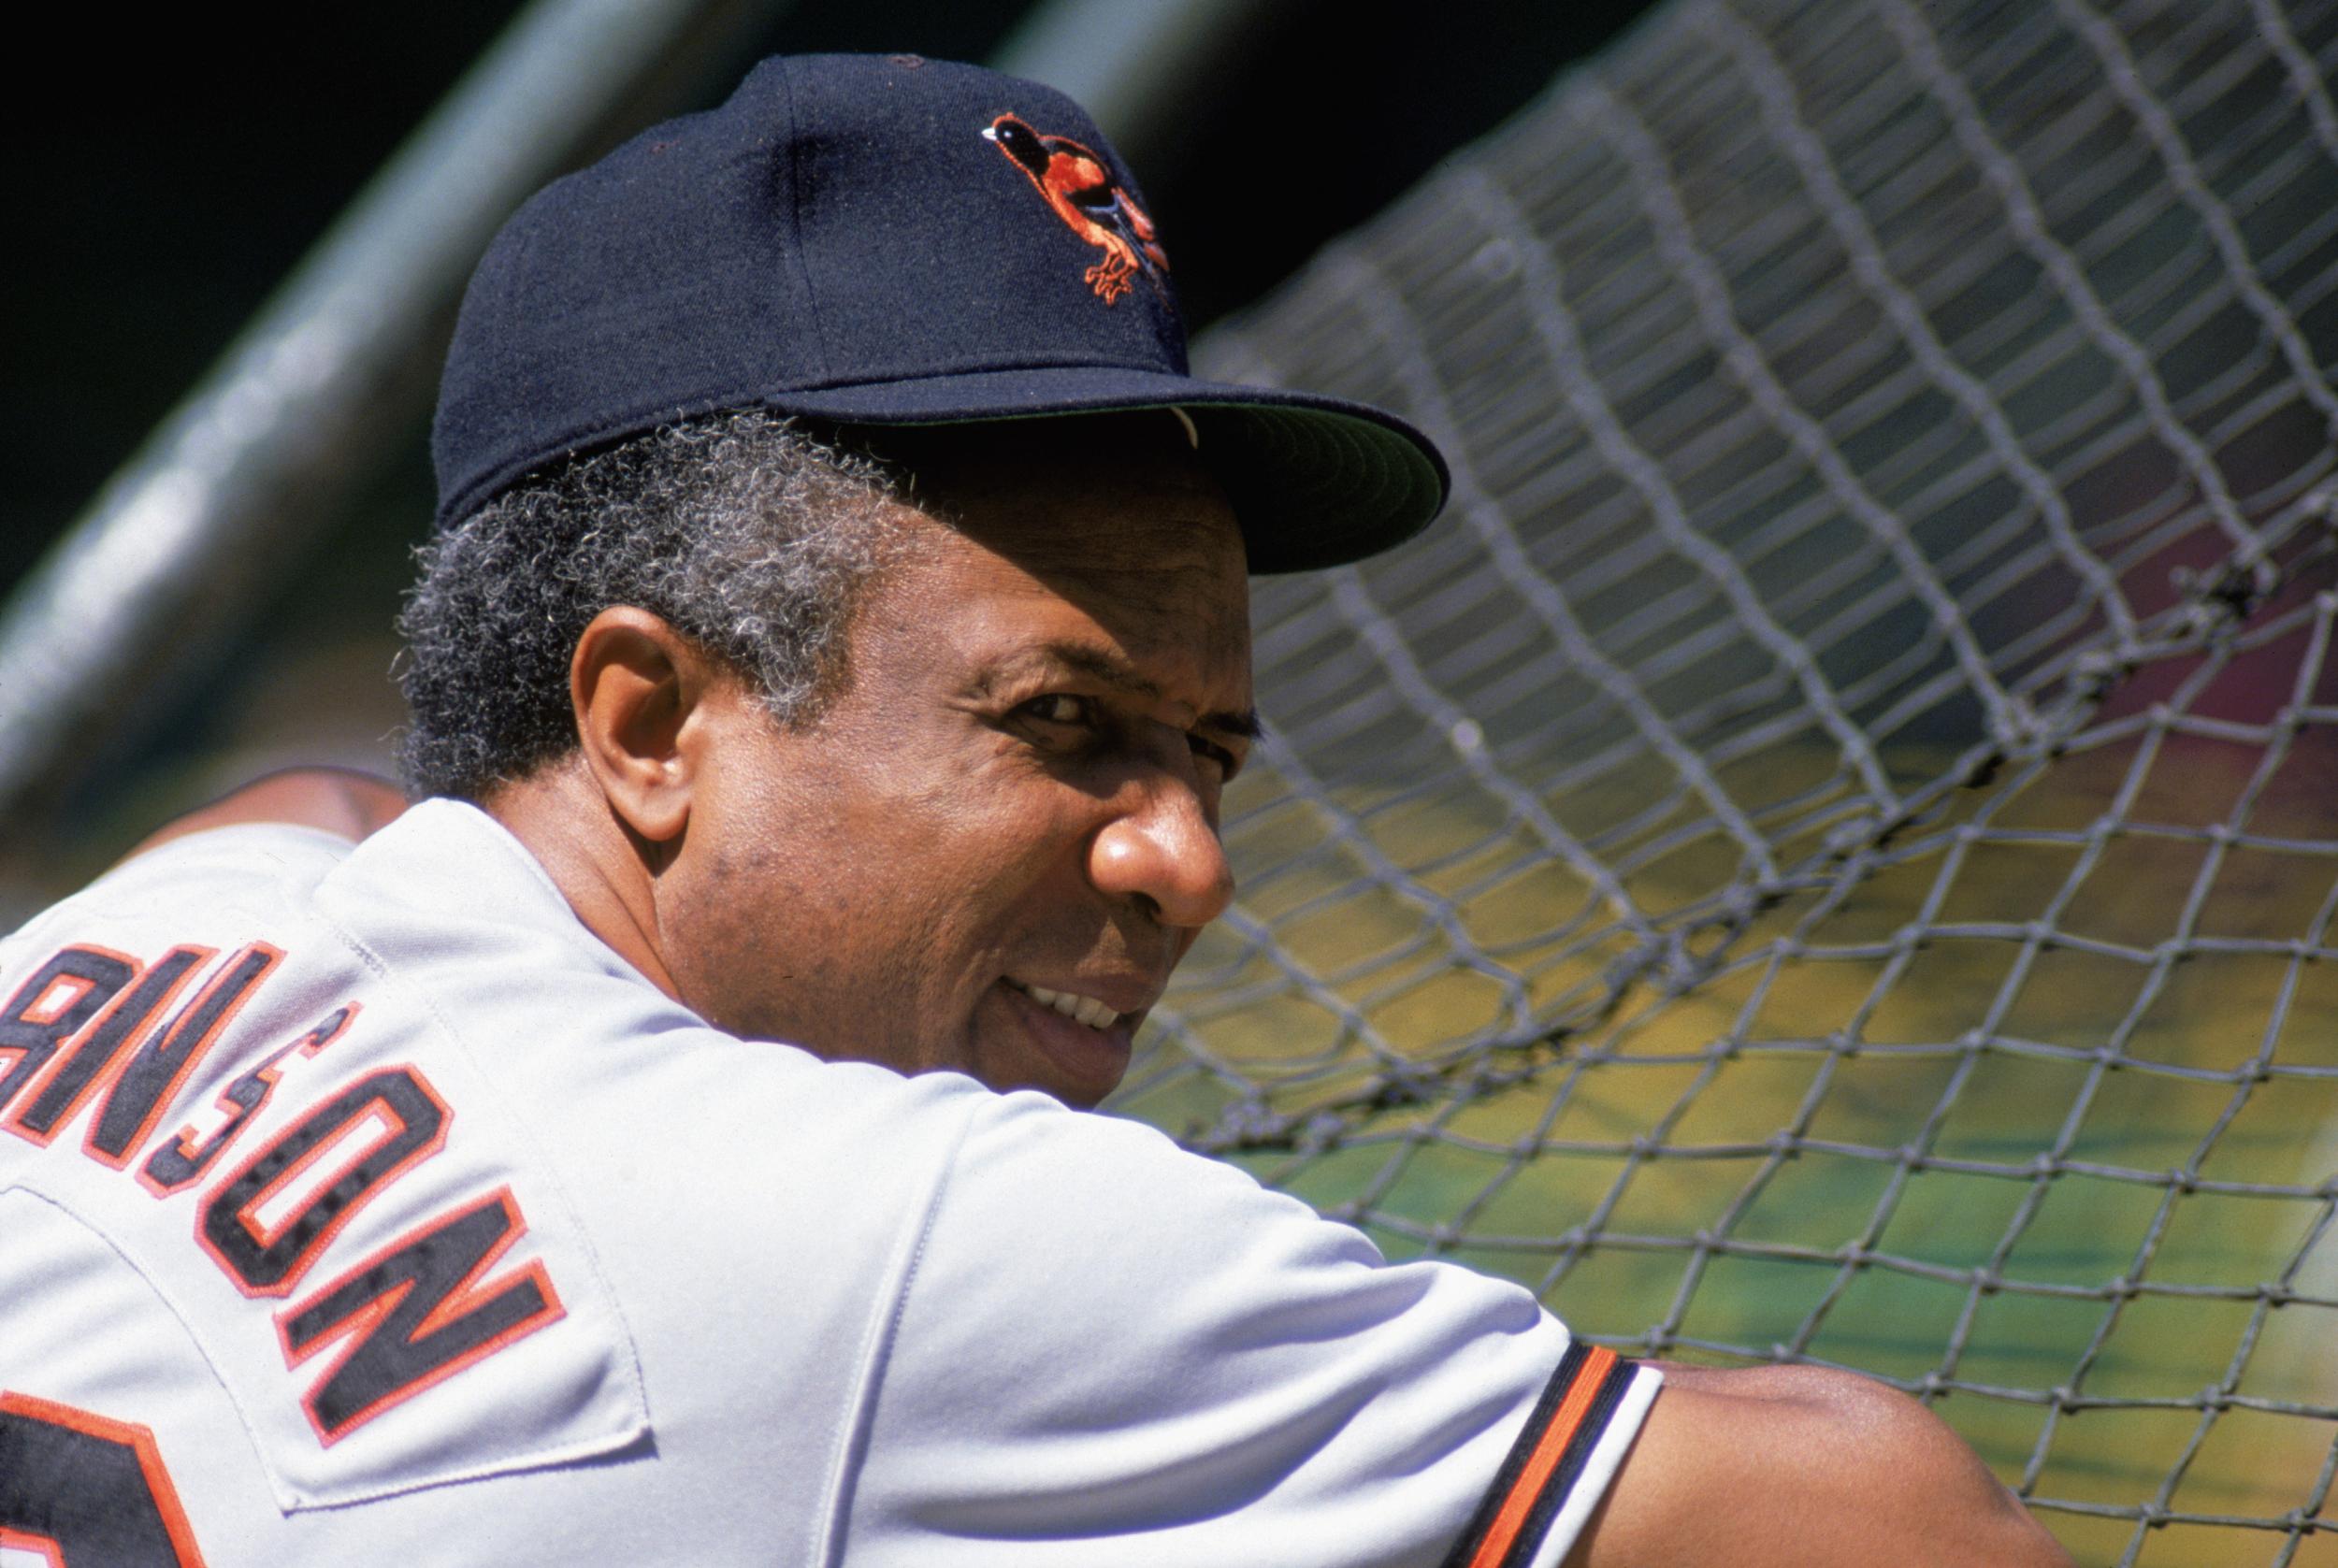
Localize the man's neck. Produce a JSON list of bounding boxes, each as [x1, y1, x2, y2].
[[483, 766, 684, 1008]]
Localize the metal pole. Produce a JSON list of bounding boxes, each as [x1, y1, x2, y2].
[[0, 0, 788, 826]]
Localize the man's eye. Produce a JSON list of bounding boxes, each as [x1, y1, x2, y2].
[[1190, 734, 1238, 777], [1021, 695, 1092, 726]]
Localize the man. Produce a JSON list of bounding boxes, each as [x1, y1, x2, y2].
[[0, 54, 2068, 1566]]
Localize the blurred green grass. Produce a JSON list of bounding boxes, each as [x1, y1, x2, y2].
[[1123, 720, 2338, 1565]]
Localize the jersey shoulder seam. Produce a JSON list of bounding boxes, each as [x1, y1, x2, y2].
[[806, 1086, 987, 1567], [0, 1181, 277, 1472], [293, 871, 658, 1456]]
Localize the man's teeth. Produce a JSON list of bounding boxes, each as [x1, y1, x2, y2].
[[1017, 983, 1118, 1030]]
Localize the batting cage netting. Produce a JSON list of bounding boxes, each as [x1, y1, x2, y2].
[[1118, 1, 2338, 1561]]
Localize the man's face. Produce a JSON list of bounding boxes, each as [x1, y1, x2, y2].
[[662, 421, 1255, 1106]]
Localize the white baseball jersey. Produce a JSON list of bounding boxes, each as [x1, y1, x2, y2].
[[0, 799, 1657, 1566]]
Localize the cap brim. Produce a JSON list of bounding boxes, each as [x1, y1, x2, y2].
[[769, 367, 1450, 573]]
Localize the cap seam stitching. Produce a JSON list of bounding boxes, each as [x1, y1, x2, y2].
[[777, 59, 833, 380]]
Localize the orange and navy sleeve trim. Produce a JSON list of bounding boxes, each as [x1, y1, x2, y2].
[[1441, 1343, 1641, 1568]]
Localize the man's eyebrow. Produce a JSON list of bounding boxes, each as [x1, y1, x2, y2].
[[994, 642, 1264, 740]]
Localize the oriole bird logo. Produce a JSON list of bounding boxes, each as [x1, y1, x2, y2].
[[983, 113, 1168, 305]]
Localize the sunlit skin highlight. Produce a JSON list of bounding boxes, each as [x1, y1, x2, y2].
[[487, 418, 1252, 1107]]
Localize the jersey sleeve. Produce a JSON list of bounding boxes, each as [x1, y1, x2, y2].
[[841, 1091, 1659, 1568]]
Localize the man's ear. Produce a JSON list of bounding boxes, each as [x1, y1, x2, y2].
[[570, 607, 717, 846]]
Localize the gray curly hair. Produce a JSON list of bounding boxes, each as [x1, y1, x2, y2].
[[397, 410, 908, 800]]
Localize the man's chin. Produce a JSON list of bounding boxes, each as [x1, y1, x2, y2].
[[985, 979, 1134, 1107]]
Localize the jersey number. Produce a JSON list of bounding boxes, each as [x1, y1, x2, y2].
[[0, 1393, 206, 1568]]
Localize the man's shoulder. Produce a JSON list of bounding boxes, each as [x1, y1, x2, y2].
[[0, 803, 654, 1513], [4, 797, 518, 977], [46, 792, 1002, 1241], [0, 798, 990, 1527]]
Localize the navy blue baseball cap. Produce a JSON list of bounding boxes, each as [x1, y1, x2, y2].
[[431, 52, 1448, 572]]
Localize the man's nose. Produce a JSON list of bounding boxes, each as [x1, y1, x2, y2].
[[1088, 777, 1235, 928]]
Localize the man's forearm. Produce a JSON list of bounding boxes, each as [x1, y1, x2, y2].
[[1567, 1361, 2072, 1567]]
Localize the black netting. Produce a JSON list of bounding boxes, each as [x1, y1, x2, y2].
[[1118, 2, 2338, 1561]]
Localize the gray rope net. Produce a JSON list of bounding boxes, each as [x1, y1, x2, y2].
[[1118, 1, 2338, 1561]]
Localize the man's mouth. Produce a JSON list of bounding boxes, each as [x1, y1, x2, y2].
[[1003, 978, 1122, 1031]]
